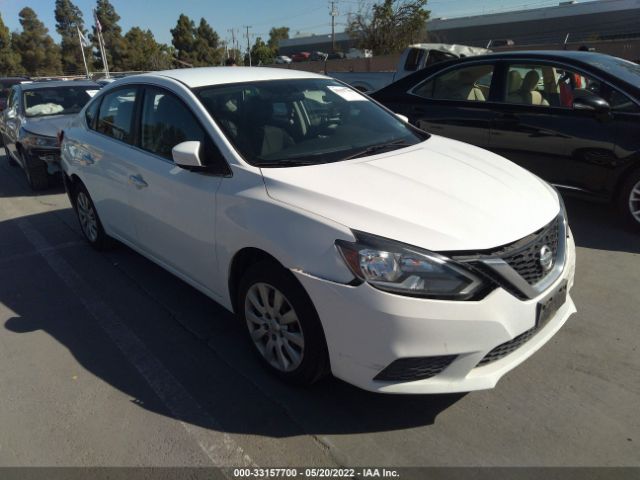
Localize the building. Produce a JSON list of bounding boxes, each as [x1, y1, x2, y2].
[[428, 0, 640, 47], [278, 0, 640, 54]]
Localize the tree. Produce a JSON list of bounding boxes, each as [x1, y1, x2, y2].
[[120, 27, 172, 71], [250, 37, 275, 65], [12, 7, 62, 76], [55, 0, 90, 75], [268, 26, 289, 52], [347, 0, 429, 55], [193, 18, 222, 66], [0, 13, 23, 75], [171, 14, 196, 66], [91, 0, 125, 71]]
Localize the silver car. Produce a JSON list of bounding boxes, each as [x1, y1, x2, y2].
[[0, 80, 100, 190]]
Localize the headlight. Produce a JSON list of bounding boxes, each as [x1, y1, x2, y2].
[[336, 231, 486, 300], [21, 131, 58, 148]]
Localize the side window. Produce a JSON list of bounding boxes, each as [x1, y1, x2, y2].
[[412, 64, 494, 102], [404, 48, 427, 72], [606, 88, 640, 113], [85, 98, 100, 129], [504, 64, 602, 108], [140, 87, 210, 162], [96, 87, 137, 143]]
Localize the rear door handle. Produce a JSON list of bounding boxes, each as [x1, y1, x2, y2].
[[128, 174, 148, 189]]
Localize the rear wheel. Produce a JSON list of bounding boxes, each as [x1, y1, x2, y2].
[[238, 260, 329, 385], [619, 169, 640, 231], [73, 182, 113, 250]]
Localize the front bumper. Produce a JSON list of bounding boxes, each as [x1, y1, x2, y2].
[[26, 148, 61, 173], [293, 231, 576, 394]]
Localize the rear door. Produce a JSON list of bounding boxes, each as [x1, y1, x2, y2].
[[76, 86, 140, 242], [489, 60, 617, 195], [125, 85, 225, 295]]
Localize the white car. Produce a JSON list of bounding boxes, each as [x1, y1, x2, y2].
[[275, 56, 292, 64], [60, 67, 576, 394]]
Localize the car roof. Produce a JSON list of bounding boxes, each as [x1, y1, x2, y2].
[[20, 80, 100, 90], [455, 50, 615, 64], [145, 66, 326, 89]]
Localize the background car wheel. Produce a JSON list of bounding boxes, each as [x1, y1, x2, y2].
[[619, 169, 640, 231], [3, 145, 17, 166], [238, 260, 329, 385], [73, 183, 113, 250], [21, 151, 48, 190]]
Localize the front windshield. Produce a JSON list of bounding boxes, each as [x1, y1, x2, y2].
[[196, 79, 427, 167], [23, 86, 98, 118], [584, 55, 640, 87]]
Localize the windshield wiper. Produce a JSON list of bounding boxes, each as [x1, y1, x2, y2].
[[257, 159, 324, 167], [342, 139, 412, 160]]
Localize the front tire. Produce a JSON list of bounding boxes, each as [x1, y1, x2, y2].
[[73, 183, 113, 250], [22, 151, 48, 190], [238, 261, 329, 385], [3, 145, 17, 166], [619, 169, 640, 231]]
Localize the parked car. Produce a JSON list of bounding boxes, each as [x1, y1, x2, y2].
[[275, 55, 292, 64], [372, 51, 640, 229], [60, 67, 575, 394], [332, 43, 490, 93], [0, 80, 100, 190], [310, 51, 328, 62], [345, 48, 373, 59], [0, 77, 30, 112], [291, 52, 311, 62], [327, 52, 345, 60]]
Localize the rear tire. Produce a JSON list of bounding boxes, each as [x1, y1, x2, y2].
[[238, 260, 329, 386], [619, 169, 640, 231], [73, 182, 114, 250]]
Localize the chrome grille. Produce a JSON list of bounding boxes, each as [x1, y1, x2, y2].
[[500, 217, 560, 285]]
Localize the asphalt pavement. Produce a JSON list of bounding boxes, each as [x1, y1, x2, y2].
[[0, 153, 638, 467]]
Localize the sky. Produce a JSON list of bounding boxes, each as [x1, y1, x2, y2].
[[0, 0, 573, 46]]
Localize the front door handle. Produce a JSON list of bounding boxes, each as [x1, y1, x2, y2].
[[128, 174, 148, 189]]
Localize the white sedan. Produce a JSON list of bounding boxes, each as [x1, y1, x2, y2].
[[60, 67, 576, 394]]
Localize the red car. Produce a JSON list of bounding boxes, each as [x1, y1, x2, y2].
[[291, 52, 311, 62]]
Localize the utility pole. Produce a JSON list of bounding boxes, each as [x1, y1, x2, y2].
[[244, 25, 252, 66], [330, 1, 338, 52], [228, 28, 237, 59]]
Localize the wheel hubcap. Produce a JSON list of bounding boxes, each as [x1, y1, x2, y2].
[[630, 180, 640, 224], [76, 192, 98, 242], [244, 282, 304, 372]]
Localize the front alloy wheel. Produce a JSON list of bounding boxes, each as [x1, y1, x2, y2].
[[238, 261, 329, 385], [245, 282, 305, 372]]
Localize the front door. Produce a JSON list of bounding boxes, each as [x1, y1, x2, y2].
[[126, 86, 222, 295]]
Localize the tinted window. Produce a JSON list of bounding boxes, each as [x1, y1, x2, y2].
[[140, 88, 208, 161], [23, 86, 98, 117], [413, 64, 494, 102], [96, 88, 137, 143], [197, 79, 426, 167], [583, 54, 640, 87]]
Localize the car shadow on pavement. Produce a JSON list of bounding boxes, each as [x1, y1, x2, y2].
[[0, 209, 463, 439], [562, 195, 640, 254]]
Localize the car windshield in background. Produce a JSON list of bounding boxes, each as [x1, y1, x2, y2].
[[23, 87, 98, 117], [196, 79, 427, 167], [584, 55, 640, 87]]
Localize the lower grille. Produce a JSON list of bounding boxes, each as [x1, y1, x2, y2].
[[374, 355, 456, 382], [476, 328, 537, 367]]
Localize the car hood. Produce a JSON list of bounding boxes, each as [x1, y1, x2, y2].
[[261, 135, 560, 251], [23, 115, 74, 138]]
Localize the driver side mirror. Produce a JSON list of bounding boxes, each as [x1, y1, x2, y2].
[[172, 141, 206, 171], [572, 96, 610, 115]]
